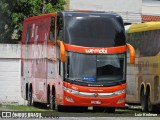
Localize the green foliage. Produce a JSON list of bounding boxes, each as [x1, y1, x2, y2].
[[0, 0, 65, 43], [43, 0, 66, 13]]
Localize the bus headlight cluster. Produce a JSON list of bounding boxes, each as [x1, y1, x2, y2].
[[63, 86, 79, 95], [63, 86, 126, 97], [114, 89, 126, 95], [66, 96, 74, 102]]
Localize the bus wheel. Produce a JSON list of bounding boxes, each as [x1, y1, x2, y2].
[[52, 92, 63, 112], [140, 90, 148, 112], [147, 92, 156, 113], [51, 92, 56, 110], [28, 89, 33, 106], [105, 107, 115, 113], [55, 101, 63, 112]]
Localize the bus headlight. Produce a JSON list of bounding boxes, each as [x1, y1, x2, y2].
[[63, 86, 79, 95], [63, 86, 126, 97], [66, 96, 74, 102], [114, 89, 125, 95], [117, 98, 125, 104]]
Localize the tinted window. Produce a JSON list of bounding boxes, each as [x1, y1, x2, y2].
[[25, 25, 31, 44], [127, 30, 160, 56], [64, 16, 125, 47], [49, 17, 55, 41], [57, 15, 64, 40]]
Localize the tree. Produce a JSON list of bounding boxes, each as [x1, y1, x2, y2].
[[0, 0, 65, 43], [0, 0, 13, 43]]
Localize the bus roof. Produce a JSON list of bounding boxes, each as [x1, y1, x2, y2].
[[128, 22, 160, 33], [24, 11, 121, 22], [61, 11, 120, 17]]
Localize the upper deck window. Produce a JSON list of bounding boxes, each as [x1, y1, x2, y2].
[[64, 14, 125, 47]]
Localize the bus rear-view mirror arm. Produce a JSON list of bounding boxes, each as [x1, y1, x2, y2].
[[57, 40, 66, 62], [126, 43, 135, 64]]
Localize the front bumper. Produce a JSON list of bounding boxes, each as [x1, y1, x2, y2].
[[62, 89, 126, 107]]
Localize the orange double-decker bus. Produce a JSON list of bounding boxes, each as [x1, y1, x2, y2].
[[21, 11, 135, 112]]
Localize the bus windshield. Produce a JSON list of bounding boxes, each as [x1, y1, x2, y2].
[[65, 52, 126, 86], [64, 16, 125, 47]]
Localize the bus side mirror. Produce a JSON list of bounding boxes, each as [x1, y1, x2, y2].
[[57, 40, 66, 62], [126, 43, 135, 64]]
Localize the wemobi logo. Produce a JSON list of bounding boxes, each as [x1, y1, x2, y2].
[[85, 48, 108, 54]]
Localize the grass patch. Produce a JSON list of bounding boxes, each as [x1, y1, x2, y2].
[[6, 105, 50, 111]]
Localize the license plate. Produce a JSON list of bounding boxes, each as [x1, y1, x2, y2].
[[91, 100, 101, 104]]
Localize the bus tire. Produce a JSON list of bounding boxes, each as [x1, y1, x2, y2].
[[28, 88, 33, 106], [47, 86, 50, 108], [140, 90, 148, 112], [55, 101, 63, 112], [52, 90, 63, 111], [147, 91, 157, 113], [54, 97, 63, 112], [51, 91, 55, 110]]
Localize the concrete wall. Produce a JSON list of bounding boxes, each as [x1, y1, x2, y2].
[[142, 0, 160, 15], [69, 0, 142, 23], [0, 44, 20, 58], [0, 44, 26, 105]]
